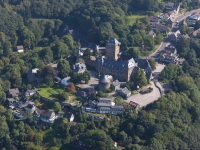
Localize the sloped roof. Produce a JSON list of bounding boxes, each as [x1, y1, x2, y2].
[[100, 75, 110, 84], [107, 37, 121, 45], [73, 62, 86, 73]]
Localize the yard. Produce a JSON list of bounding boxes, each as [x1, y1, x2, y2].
[[126, 14, 147, 26], [37, 84, 65, 100]]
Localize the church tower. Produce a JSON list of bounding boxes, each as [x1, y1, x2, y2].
[[106, 37, 121, 60]]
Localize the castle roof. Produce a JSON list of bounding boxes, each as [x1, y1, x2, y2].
[[107, 37, 121, 45], [100, 75, 110, 84]]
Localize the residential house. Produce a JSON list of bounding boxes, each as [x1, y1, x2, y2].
[[149, 16, 160, 28], [111, 106, 124, 114], [7, 98, 17, 109], [27, 68, 40, 82], [168, 10, 176, 18], [159, 45, 179, 63], [8, 88, 20, 98], [129, 101, 140, 109], [39, 110, 56, 123], [25, 89, 37, 97], [73, 62, 87, 74], [64, 112, 74, 122], [165, 2, 181, 14], [51, 63, 58, 70], [111, 80, 120, 91], [156, 24, 168, 34], [147, 30, 156, 38], [16, 45, 24, 53], [159, 13, 170, 21], [13, 109, 25, 119], [120, 87, 131, 99], [166, 17, 175, 27], [55, 76, 62, 82], [24, 104, 37, 113], [61, 76, 71, 86], [172, 30, 190, 42], [187, 12, 200, 25], [99, 98, 112, 104], [191, 28, 200, 38]]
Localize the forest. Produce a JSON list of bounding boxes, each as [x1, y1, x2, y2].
[[0, 0, 200, 150]]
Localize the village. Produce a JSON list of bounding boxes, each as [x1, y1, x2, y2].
[[6, 2, 200, 125]]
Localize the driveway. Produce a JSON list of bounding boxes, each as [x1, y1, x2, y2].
[[124, 64, 166, 107]]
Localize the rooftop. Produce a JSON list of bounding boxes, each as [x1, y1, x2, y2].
[[97, 103, 111, 107], [107, 37, 121, 45], [112, 80, 120, 87], [120, 87, 131, 95]]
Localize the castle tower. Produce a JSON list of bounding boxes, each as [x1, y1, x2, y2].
[[106, 37, 121, 60]]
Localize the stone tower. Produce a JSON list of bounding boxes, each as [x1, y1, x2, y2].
[[99, 75, 111, 92], [106, 37, 121, 60]]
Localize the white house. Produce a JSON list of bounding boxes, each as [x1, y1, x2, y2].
[[61, 76, 71, 86], [16, 45, 24, 53], [25, 89, 37, 97], [64, 112, 74, 122]]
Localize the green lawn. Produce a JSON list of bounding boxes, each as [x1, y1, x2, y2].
[[37, 84, 65, 99], [126, 14, 147, 26]]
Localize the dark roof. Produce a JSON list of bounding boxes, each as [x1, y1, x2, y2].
[[99, 107, 111, 110], [111, 106, 124, 109], [40, 110, 54, 117], [149, 16, 159, 22], [100, 75, 110, 84], [137, 59, 152, 80], [97, 57, 136, 70], [156, 24, 168, 32], [64, 112, 73, 119], [26, 104, 34, 109], [97, 103, 111, 107], [107, 37, 121, 45], [120, 87, 131, 95]]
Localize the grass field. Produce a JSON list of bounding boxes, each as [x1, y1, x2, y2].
[[126, 14, 147, 26], [37, 84, 65, 99]]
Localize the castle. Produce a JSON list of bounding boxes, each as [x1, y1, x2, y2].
[[78, 37, 152, 82]]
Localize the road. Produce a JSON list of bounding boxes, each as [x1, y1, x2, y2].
[[129, 8, 200, 107]]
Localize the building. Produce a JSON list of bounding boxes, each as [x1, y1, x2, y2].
[[40, 110, 56, 123], [64, 112, 74, 122], [8, 88, 20, 98], [192, 28, 200, 38], [78, 38, 152, 82], [111, 106, 124, 114], [159, 13, 170, 21], [73, 62, 87, 74], [137, 59, 152, 81], [120, 87, 131, 99], [156, 24, 168, 34], [106, 37, 121, 60], [111, 80, 120, 91], [147, 30, 156, 38], [172, 30, 190, 42], [16, 45, 24, 53], [25, 89, 37, 97], [99, 75, 111, 92], [7, 98, 17, 109], [187, 12, 200, 25], [165, 2, 180, 14], [99, 98, 112, 104], [61, 76, 71, 86], [27, 68, 40, 82], [13, 109, 25, 119], [159, 45, 179, 63]]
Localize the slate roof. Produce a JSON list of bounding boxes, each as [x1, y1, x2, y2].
[[64, 112, 73, 119], [111, 106, 124, 110], [112, 80, 120, 87], [40, 110, 54, 118], [97, 103, 111, 107], [120, 87, 131, 95], [100, 75, 111, 84], [97, 57, 136, 70], [73, 62, 86, 73], [107, 37, 121, 45]]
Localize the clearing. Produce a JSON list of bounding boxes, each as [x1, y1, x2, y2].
[[37, 84, 65, 99], [126, 14, 147, 26]]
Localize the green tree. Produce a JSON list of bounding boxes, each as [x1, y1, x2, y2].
[[66, 83, 76, 93], [57, 60, 70, 78], [81, 70, 91, 83], [155, 33, 163, 45], [84, 48, 92, 57], [59, 92, 69, 102], [53, 102, 62, 112], [148, 58, 156, 70], [132, 69, 148, 87], [42, 65, 57, 78], [144, 36, 154, 50], [128, 47, 140, 59], [44, 76, 54, 87]]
